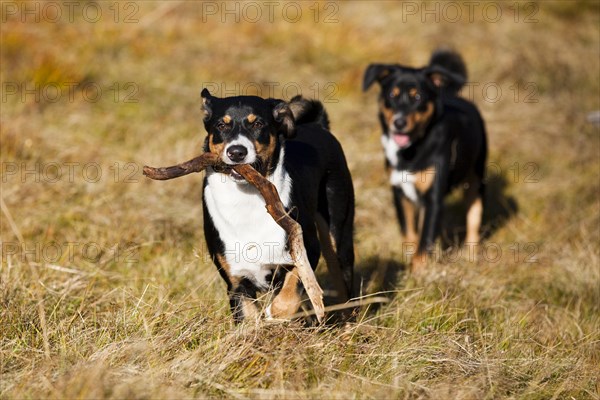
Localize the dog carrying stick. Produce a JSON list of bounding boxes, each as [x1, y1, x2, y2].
[[143, 153, 326, 323]]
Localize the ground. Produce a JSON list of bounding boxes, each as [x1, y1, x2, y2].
[[1, 1, 599, 399]]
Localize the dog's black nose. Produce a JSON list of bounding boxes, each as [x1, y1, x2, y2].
[[226, 145, 248, 162], [393, 118, 407, 131]]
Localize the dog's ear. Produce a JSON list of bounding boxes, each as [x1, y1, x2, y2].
[[271, 100, 296, 139], [424, 65, 466, 91], [200, 88, 213, 120], [363, 64, 397, 91]]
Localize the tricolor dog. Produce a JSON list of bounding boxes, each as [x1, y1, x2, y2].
[[363, 50, 487, 271], [201, 89, 355, 322]]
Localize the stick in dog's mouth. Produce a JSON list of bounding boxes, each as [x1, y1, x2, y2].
[[143, 152, 326, 323], [142, 153, 225, 180]]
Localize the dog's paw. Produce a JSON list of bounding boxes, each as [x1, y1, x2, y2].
[[263, 304, 294, 324], [410, 252, 428, 274], [463, 242, 480, 263], [264, 303, 273, 320]]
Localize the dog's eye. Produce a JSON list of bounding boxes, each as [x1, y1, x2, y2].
[[409, 89, 421, 102], [253, 121, 264, 129], [216, 122, 227, 130]]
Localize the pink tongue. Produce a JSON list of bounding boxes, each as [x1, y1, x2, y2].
[[394, 134, 410, 147]]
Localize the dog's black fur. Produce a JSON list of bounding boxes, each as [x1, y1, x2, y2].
[[363, 50, 487, 270], [201, 90, 354, 321]]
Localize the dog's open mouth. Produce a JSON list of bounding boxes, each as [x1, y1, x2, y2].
[[230, 169, 244, 181], [214, 162, 264, 183], [393, 133, 411, 148]]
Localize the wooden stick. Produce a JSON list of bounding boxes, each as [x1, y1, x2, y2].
[[142, 153, 222, 180], [143, 154, 325, 322]]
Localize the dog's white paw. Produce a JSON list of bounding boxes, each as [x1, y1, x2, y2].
[[265, 304, 273, 320]]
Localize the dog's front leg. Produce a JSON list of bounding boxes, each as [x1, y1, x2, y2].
[[392, 187, 420, 246], [228, 278, 259, 323], [412, 188, 444, 273], [267, 268, 302, 319]]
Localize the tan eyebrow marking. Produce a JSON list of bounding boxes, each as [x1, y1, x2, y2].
[[247, 114, 257, 123], [392, 87, 400, 97], [409, 87, 418, 97], [222, 115, 231, 124]]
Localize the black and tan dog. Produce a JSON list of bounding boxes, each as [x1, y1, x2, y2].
[[363, 50, 487, 271], [200, 89, 354, 322]]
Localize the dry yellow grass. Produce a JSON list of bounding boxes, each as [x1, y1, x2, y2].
[[1, 1, 599, 399]]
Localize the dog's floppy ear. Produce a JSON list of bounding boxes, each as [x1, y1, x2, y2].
[[363, 64, 397, 91], [424, 65, 466, 91], [271, 100, 296, 139], [200, 88, 213, 120]]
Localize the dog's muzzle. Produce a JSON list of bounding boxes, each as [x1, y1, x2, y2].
[[226, 145, 248, 163], [223, 136, 257, 166]]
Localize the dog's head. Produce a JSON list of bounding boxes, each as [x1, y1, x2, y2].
[[363, 63, 463, 149], [201, 89, 295, 182]]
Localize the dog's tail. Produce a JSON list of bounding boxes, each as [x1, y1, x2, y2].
[[289, 96, 330, 131], [428, 49, 467, 95]]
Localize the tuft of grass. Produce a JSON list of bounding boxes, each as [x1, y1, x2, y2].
[[1, 2, 599, 399]]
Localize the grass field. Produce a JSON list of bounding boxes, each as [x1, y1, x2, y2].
[[1, 1, 599, 399]]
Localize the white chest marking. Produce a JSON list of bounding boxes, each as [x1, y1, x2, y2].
[[204, 148, 293, 289], [381, 135, 419, 203], [390, 170, 419, 203], [381, 134, 400, 168]]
